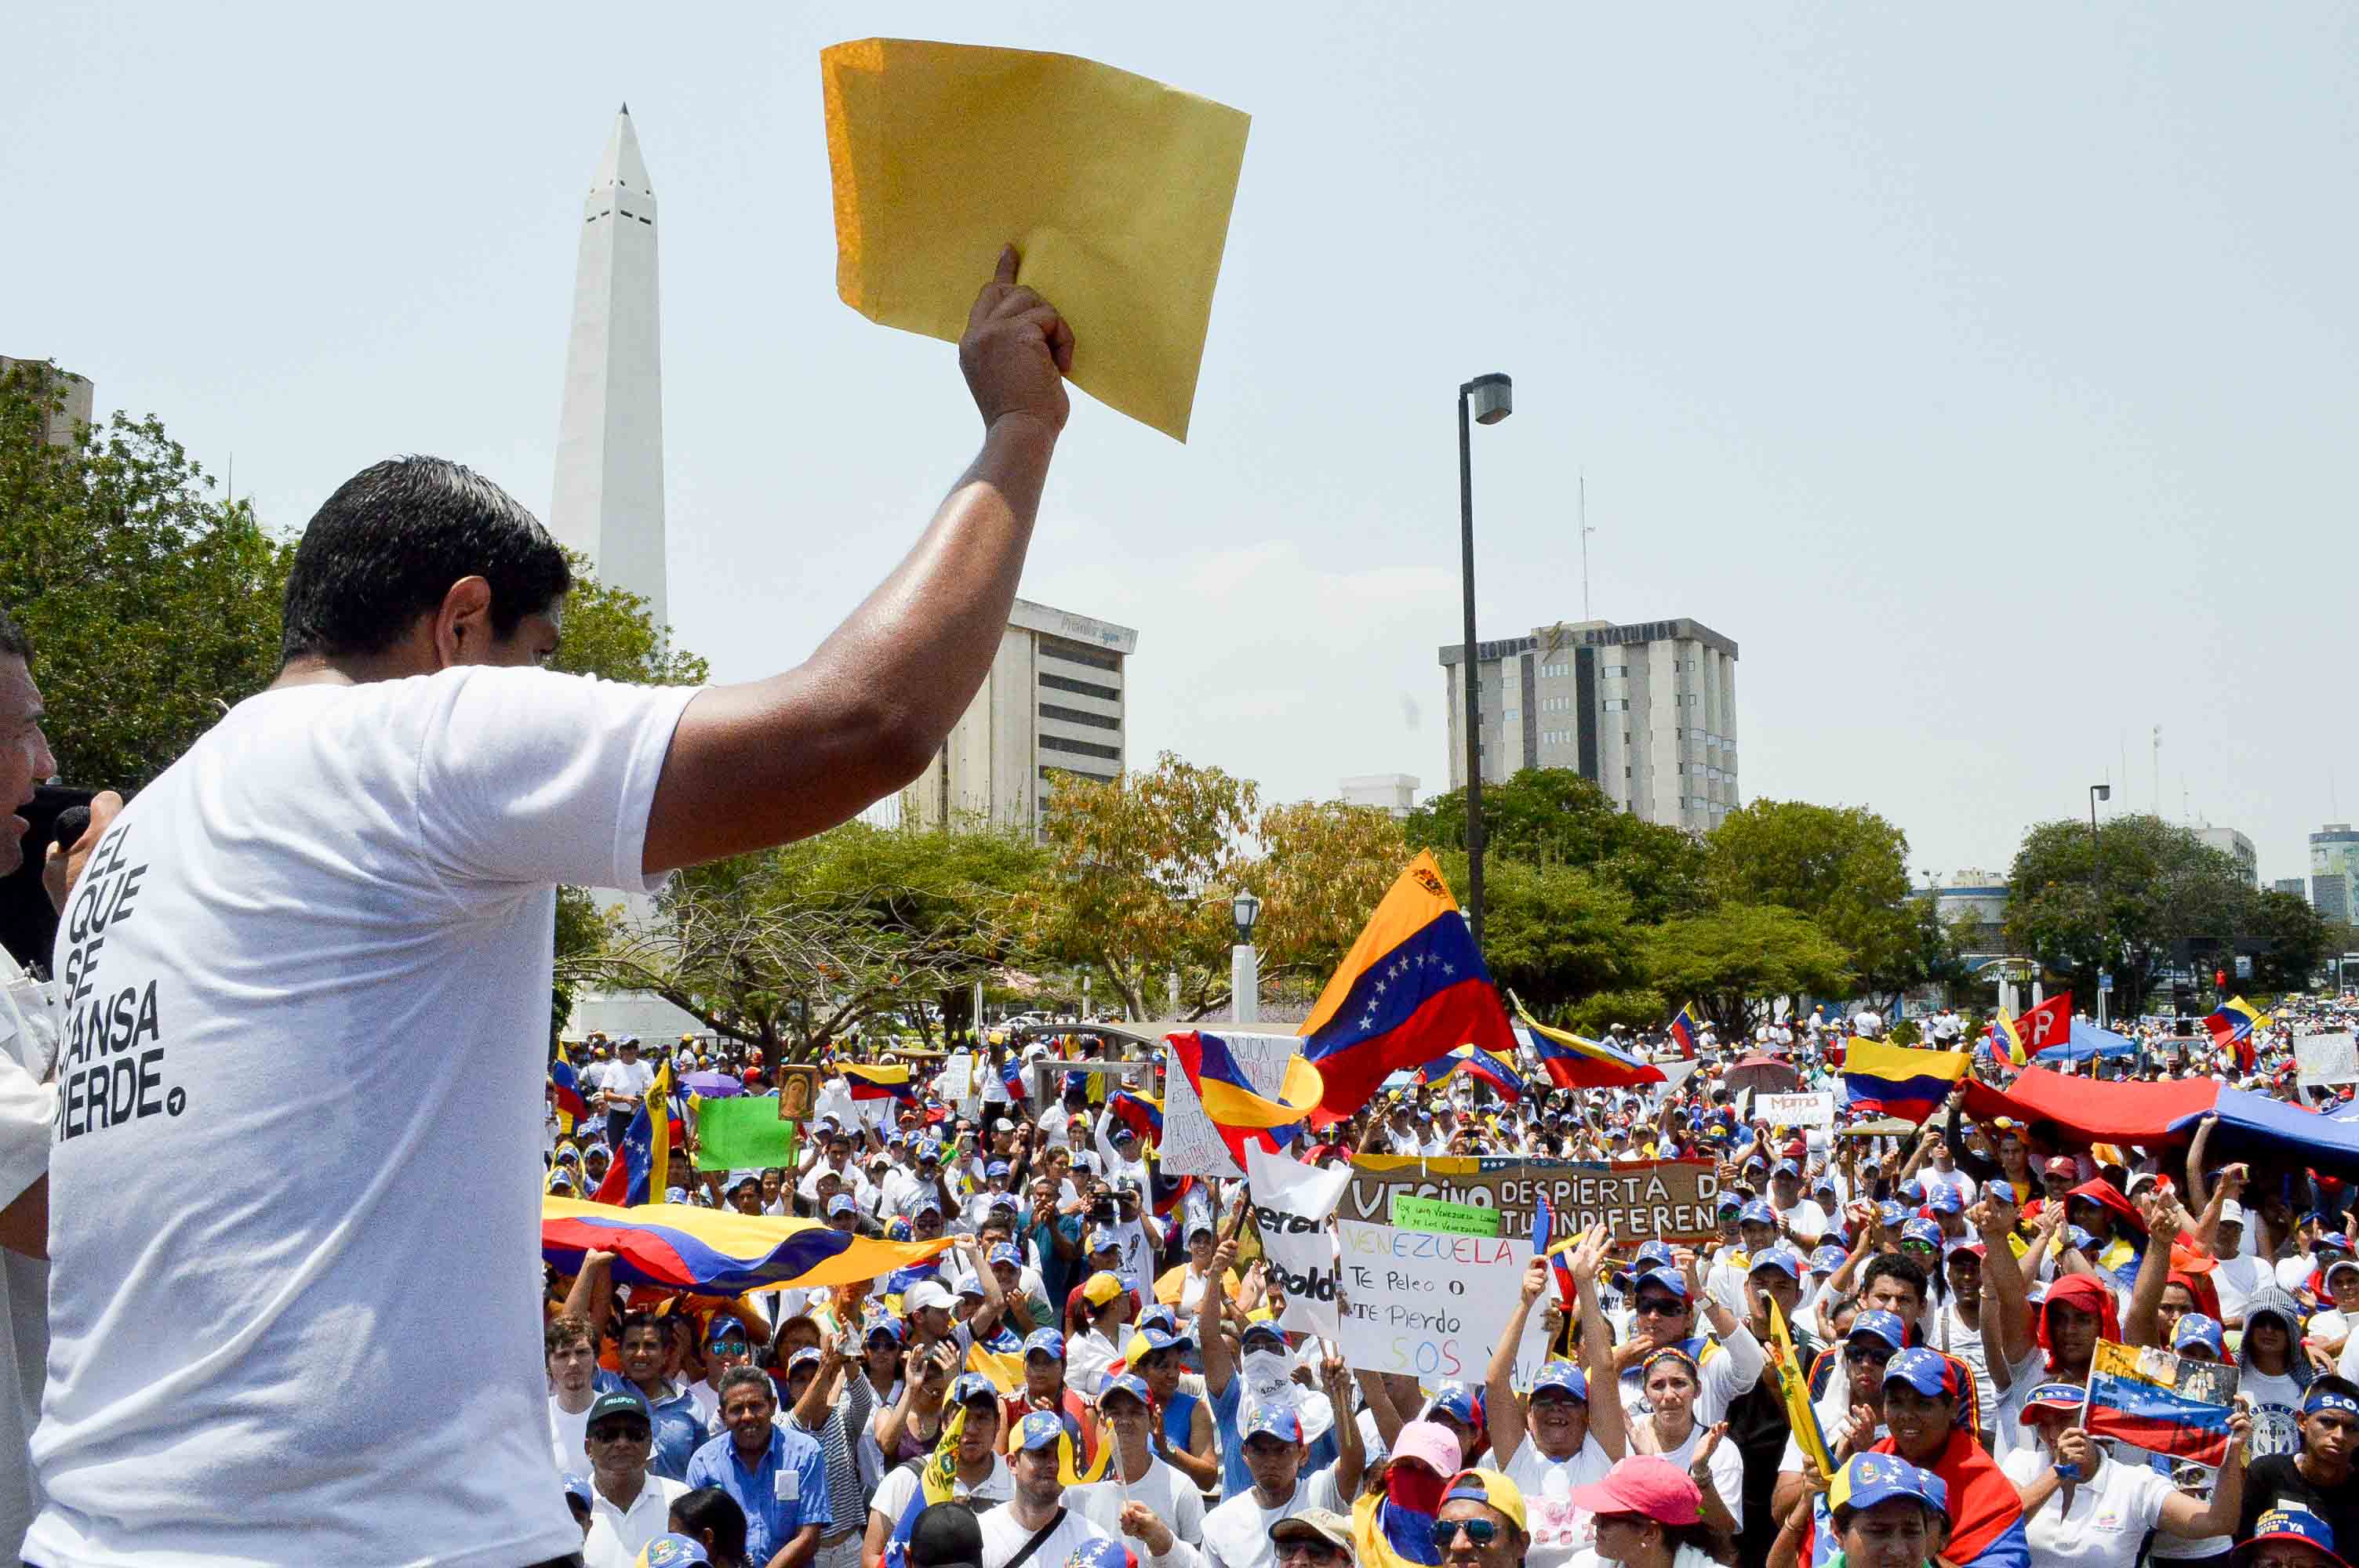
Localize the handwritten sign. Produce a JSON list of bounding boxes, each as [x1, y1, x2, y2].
[[1756, 1091, 1835, 1129], [1346, 1156, 1721, 1243], [1390, 1195, 1503, 1236], [1159, 1031, 1303, 1177], [1336, 1221, 1550, 1386], [2298, 1032, 2359, 1090]]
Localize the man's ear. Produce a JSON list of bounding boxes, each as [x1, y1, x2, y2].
[[431, 576, 496, 668]]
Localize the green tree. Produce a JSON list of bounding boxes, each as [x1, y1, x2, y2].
[[1640, 902, 1854, 1038], [2247, 887, 2332, 993], [1406, 769, 1707, 923], [1706, 800, 1925, 1007], [1425, 848, 1647, 1019], [2002, 814, 2254, 1013], [1240, 800, 1410, 1015], [0, 361, 295, 791]]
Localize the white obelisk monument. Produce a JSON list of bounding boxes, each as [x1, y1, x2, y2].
[[550, 104, 667, 629]]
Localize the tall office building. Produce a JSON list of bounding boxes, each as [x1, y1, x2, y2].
[[2194, 826, 2258, 888], [2274, 877, 2310, 898], [549, 106, 667, 628], [1439, 616, 1738, 832], [900, 598, 1137, 837], [2313, 825, 2359, 923], [1, 357, 93, 445]]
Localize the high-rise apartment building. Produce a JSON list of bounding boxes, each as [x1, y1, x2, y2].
[[901, 598, 1136, 836], [1439, 616, 1738, 832], [1, 356, 93, 445], [2274, 877, 2309, 898], [2194, 826, 2258, 888], [2313, 825, 2359, 923]]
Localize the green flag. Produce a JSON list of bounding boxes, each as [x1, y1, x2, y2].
[[691, 1096, 798, 1174]]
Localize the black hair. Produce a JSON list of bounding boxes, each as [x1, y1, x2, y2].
[[1859, 1253, 1930, 1312], [670, 1488, 751, 1567], [909, 1500, 985, 1568], [717, 1364, 774, 1404], [278, 455, 570, 664], [0, 607, 28, 663], [617, 1310, 667, 1345]]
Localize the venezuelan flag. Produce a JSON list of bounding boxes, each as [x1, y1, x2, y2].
[[1109, 1090, 1165, 1145], [1300, 851, 1517, 1123], [2206, 995, 2264, 1044], [998, 1055, 1027, 1101], [549, 1044, 588, 1132], [1416, 1044, 1528, 1100], [2085, 1338, 2237, 1464], [1841, 1040, 1968, 1123], [844, 1062, 918, 1105], [1988, 1008, 2028, 1069], [593, 1063, 671, 1204], [1169, 1030, 1322, 1166], [1514, 1001, 1666, 1091], [1668, 1003, 1699, 1059], [965, 1334, 1027, 1394], [1532, 1197, 1575, 1309], [543, 1195, 951, 1294], [884, 1403, 966, 1568]]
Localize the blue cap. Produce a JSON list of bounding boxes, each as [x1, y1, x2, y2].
[[1748, 1246, 1801, 1281], [1877, 1201, 1907, 1227], [987, 1160, 1011, 1178], [1812, 1174, 1838, 1195], [1744, 1155, 1768, 1171], [787, 1347, 823, 1374], [1014, 1410, 1067, 1452], [827, 1193, 857, 1218], [1881, 1347, 1963, 1404], [2066, 1225, 2096, 1252], [1634, 1240, 1676, 1269], [1848, 1310, 1906, 1352], [2021, 1381, 2087, 1413], [1063, 1543, 1130, 1568], [1023, 1328, 1067, 1359], [950, 1371, 1000, 1406], [1100, 1372, 1154, 1410], [663, 1185, 687, 1203], [1773, 1160, 1801, 1178], [1985, 1179, 2018, 1206], [918, 1139, 942, 1162], [863, 1316, 903, 1343], [1241, 1317, 1289, 1348], [1809, 1245, 1850, 1273], [988, 1242, 1023, 1268], [1423, 1384, 1480, 1425], [1138, 1305, 1180, 1335], [2246, 1508, 2343, 1563], [2174, 1313, 2226, 1357], [1531, 1362, 1588, 1401], [635, 1534, 713, 1568], [1086, 1227, 1119, 1254], [885, 1130, 905, 1145], [1927, 1187, 1964, 1214], [1634, 1267, 1689, 1301], [562, 1471, 594, 1508], [1900, 1218, 1944, 1249], [1245, 1406, 1304, 1444], [1716, 1192, 1743, 1215], [707, 1316, 751, 1344], [907, 1192, 943, 1218], [1739, 1200, 1779, 1228], [1829, 1454, 1942, 1518]]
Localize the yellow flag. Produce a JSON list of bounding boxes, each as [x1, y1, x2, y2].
[[922, 1403, 967, 1505], [646, 1064, 671, 1200], [1768, 1298, 1834, 1479], [820, 38, 1250, 441]]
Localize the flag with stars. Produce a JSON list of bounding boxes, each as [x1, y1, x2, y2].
[[1299, 850, 1517, 1124]]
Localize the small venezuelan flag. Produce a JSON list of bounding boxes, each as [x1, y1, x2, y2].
[[2086, 1338, 2238, 1465], [1108, 1090, 1165, 1145], [1169, 1030, 1321, 1167], [1416, 1044, 1527, 1100], [1840, 1039, 1969, 1124], [1987, 1008, 2029, 1069], [1300, 851, 1517, 1123], [548, 1044, 588, 1132], [1516, 1002, 1666, 1091], [1668, 1003, 1700, 1059]]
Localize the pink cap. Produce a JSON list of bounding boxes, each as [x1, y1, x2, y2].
[[1393, 1420, 1464, 1477], [1568, 1456, 1703, 1526]]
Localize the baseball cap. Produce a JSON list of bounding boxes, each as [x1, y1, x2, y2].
[[1530, 1363, 1588, 1402], [1633, 1267, 1689, 1302], [1081, 1271, 1125, 1307], [1013, 1410, 1068, 1452], [561, 1472, 594, 1509], [1086, 1227, 1121, 1254], [1927, 1188, 1964, 1214], [1099, 1372, 1154, 1412], [2020, 1381, 2087, 1415], [1715, 1193, 1743, 1217], [2236, 1508, 2350, 1568], [1423, 1385, 1481, 1428], [2220, 1199, 2248, 1225], [1899, 1218, 1944, 1250], [586, 1389, 654, 1429], [1772, 1159, 1800, 1178], [787, 1347, 823, 1375], [2171, 1312, 2227, 1357], [1241, 1316, 1289, 1349], [951, 1272, 986, 1300], [1985, 1179, 2018, 1206], [987, 1242, 1023, 1269], [1634, 1240, 1675, 1269], [1812, 1174, 1838, 1195], [1876, 1200, 1907, 1228], [1739, 1200, 1779, 1228], [1443, 1468, 1529, 1535], [1847, 1310, 1907, 1353], [910, 1501, 987, 1568], [907, 1193, 944, 1218], [863, 1315, 904, 1344], [1570, 1454, 1700, 1526], [1062, 1544, 1129, 1568], [1269, 1509, 1355, 1556], [1827, 1454, 1943, 1520], [1881, 1347, 1963, 1403], [1245, 1406, 1305, 1445], [949, 1372, 1001, 1407], [904, 1280, 955, 1315], [826, 1194, 857, 1218], [636, 1534, 712, 1568], [1808, 1245, 1849, 1274], [706, 1315, 751, 1345], [1748, 1247, 1801, 1281], [1393, 1419, 1465, 1476], [1023, 1328, 1067, 1359], [2045, 1156, 2078, 1178], [986, 1160, 1011, 1178]]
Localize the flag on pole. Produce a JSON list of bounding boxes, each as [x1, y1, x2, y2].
[[1987, 1009, 2029, 1069], [1514, 1003, 1667, 1091], [1416, 1044, 1528, 1100], [593, 1063, 672, 1204], [843, 1062, 918, 1105], [1766, 1297, 1834, 1479], [549, 1043, 588, 1134], [2016, 994, 2072, 1058], [1168, 1031, 1321, 1167], [2206, 996, 2266, 1073], [1668, 1003, 1700, 1059], [1839, 1040, 1969, 1124]]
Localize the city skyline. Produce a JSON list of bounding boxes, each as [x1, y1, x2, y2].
[[9, 5, 2355, 892]]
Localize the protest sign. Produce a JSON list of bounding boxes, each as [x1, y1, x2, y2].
[[2297, 1032, 2359, 1090], [692, 1097, 798, 1172], [1161, 1032, 1304, 1177], [1390, 1195, 1503, 1236], [1757, 1091, 1835, 1129], [1344, 1156, 1721, 1243], [1335, 1221, 1550, 1386], [1245, 1145, 1350, 1340]]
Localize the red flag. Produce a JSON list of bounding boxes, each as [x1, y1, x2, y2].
[[2015, 995, 2071, 1058]]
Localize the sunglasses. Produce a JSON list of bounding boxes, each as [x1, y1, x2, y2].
[[1430, 1519, 1502, 1549], [588, 1423, 652, 1444], [1845, 1345, 1896, 1366], [1632, 1299, 1687, 1318]]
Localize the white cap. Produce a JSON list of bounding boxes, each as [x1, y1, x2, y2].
[[904, 1280, 956, 1313], [2220, 1200, 2248, 1225]]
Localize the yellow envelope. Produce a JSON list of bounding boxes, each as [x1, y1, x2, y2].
[[821, 38, 1250, 442]]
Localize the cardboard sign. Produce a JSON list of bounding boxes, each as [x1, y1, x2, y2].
[[1335, 1221, 1550, 1386], [1159, 1031, 1304, 1177], [1756, 1091, 1836, 1129], [1390, 1195, 1503, 1236], [2298, 1032, 2359, 1089], [1344, 1156, 1721, 1243]]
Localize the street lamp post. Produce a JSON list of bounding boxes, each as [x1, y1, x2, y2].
[[1459, 372, 1512, 949], [2089, 784, 2111, 1026], [1230, 889, 1263, 1025]]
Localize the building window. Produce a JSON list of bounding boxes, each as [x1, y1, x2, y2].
[[1040, 635, 1121, 673], [1039, 702, 1121, 731], [1041, 733, 1122, 762], [1503, 707, 1519, 722], [1540, 661, 1568, 678], [1604, 698, 1630, 713], [1040, 671, 1121, 703], [1605, 664, 1628, 678]]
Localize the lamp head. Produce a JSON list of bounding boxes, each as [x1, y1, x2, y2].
[[1231, 888, 1262, 942], [2092, 784, 2112, 802], [1465, 373, 1512, 426]]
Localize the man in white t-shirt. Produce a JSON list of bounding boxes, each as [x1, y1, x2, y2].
[[1201, 1408, 1349, 1568], [27, 254, 1081, 1568], [598, 1038, 656, 1147], [981, 1412, 1116, 1568]]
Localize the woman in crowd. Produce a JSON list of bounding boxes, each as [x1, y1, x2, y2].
[[1998, 1381, 2249, 1568]]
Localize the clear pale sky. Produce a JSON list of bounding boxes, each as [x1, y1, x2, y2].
[[11, 5, 2356, 886]]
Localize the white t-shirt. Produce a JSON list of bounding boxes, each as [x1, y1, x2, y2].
[[2213, 1254, 2272, 1323], [2241, 1367, 2306, 1458], [28, 667, 697, 1568], [1659, 1421, 1746, 1532], [980, 1501, 1113, 1568], [1770, 1197, 1830, 1245], [1201, 1469, 1344, 1568], [1066, 1454, 1205, 1545], [601, 1056, 656, 1109], [551, 1395, 598, 1473], [1997, 1447, 2172, 1568], [1503, 1435, 1613, 1568], [870, 1455, 1013, 1526], [0, 946, 58, 1562]]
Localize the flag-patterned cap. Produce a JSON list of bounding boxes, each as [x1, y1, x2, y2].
[[1826, 1454, 1940, 1519], [636, 1535, 712, 1568], [1014, 1410, 1067, 1451], [2246, 1509, 2349, 1568]]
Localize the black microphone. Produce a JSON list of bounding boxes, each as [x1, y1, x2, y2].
[[52, 804, 92, 850]]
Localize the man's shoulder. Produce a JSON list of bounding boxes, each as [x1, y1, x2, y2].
[[685, 1429, 736, 1471]]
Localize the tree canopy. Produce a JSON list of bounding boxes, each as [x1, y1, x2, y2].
[[2003, 813, 2262, 1009], [1406, 769, 1707, 923], [1705, 799, 1947, 1007]]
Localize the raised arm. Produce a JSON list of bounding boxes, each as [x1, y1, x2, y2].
[[1486, 1258, 1550, 1465], [1569, 1225, 1627, 1461], [1972, 1196, 2037, 1367], [2121, 1196, 2180, 1348], [642, 252, 1073, 872], [2185, 1115, 2216, 1220]]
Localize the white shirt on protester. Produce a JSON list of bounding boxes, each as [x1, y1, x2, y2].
[[1997, 1446, 2173, 1568], [1659, 1420, 1745, 1531], [580, 1475, 689, 1568], [1503, 1436, 1613, 1568], [601, 1056, 656, 1107], [0, 946, 58, 1563], [870, 1455, 1013, 1526], [980, 1502, 1112, 1568], [2214, 1254, 2271, 1323], [27, 666, 699, 1568], [551, 1396, 598, 1473], [1065, 1453, 1205, 1544], [1201, 1468, 1344, 1568]]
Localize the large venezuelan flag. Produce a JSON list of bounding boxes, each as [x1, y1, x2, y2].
[[2085, 1338, 2237, 1464], [543, 1195, 951, 1294], [1108, 1090, 1165, 1145], [843, 1062, 918, 1104], [1840, 1039, 1969, 1124], [1517, 1006, 1666, 1091], [1417, 1044, 1528, 1100], [1169, 1031, 1321, 1165], [1300, 851, 1516, 1123]]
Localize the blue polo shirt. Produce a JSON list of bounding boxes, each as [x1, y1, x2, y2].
[[685, 1422, 832, 1565], [637, 1378, 715, 1483]]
